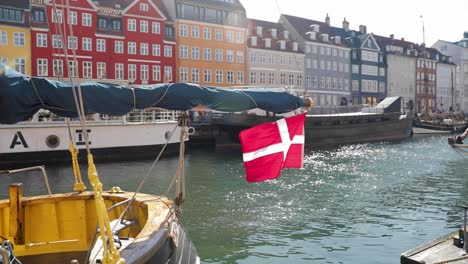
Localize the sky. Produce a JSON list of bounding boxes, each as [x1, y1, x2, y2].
[[239, 0, 468, 46]]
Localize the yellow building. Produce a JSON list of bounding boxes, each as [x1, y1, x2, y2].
[[0, 3, 31, 75], [162, 0, 247, 87]]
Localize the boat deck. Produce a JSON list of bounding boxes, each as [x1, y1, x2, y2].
[[401, 231, 468, 264]]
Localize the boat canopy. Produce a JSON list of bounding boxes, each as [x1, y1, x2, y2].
[[0, 63, 307, 124]]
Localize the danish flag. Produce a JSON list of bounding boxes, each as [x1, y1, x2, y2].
[[239, 113, 306, 182]]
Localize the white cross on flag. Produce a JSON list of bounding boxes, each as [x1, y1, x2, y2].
[[239, 113, 306, 182]]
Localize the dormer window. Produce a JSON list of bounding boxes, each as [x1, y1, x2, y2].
[[334, 36, 341, 44], [279, 40, 286, 50], [271, 28, 277, 39], [256, 26, 262, 36], [140, 3, 148, 11], [292, 42, 298, 51], [311, 24, 320, 32], [307, 31, 316, 40], [265, 38, 271, 48], [251, 36, 257, 46], [283, 30, 289, 39], [322, 34, 329, 42]]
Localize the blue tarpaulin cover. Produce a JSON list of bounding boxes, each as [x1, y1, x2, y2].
[[0, 63, 306, 124]]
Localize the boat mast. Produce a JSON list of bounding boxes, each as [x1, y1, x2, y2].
[[451, 68, 454, 111], [421, 15, 429, 118]]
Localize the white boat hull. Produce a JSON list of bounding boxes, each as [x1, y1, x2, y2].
[[0, 121, 183, 168]]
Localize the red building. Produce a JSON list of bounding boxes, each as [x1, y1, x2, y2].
[[30, 0, 175, 85]]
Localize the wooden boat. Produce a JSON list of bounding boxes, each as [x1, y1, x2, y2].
[[0, 62, 310, 263], [210, 96, 414, 147]]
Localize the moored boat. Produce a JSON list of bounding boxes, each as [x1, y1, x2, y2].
[[0, 110, 184, 169], [211, 96, 414, 147]]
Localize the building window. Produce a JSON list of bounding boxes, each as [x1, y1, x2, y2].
[[152, 22, 160, 34], [98, 18, 108, 29], [203, 28, 211, 40], [226, 50, 234, 63], [140, 43, 148, 55], [13, 32, 25, 47], [115, 41, 123, 53], [32, 9, 45, 22], [179, 45, 188, 59], [36, 33, 47, 47], [237, 71, 244, 84], [115, 63, 124, 79], [259, 53, 265, 63], [152, 44, 160, 56], [268, 54, 274, 64], [236, 32, 244, 43], [83, 61, 92, 78], [215, 49, 223, 62], [215, 29, 222, 41], [0, 31, 7, 45], [164, 46, 172, 57], [191, 47, 200, 60], [215, 70, 223, 83], [68, 11, 77, 25], [96, 39, 106, 52], [128, 19, 136, 31], [226, 31, 234, 43], [140, 20, 148, 33], [204, 69, 212, 83], [15, 58, 25, 74], [140, 3, 149, 11], [164, 66, 173, 82], [52, 35, 63, 48], [191, 68, 199, 83], [128, 42, 136, 54], [141, 65, 148, 81], [51, 9, 62, 23], [82, 38, 92, 51], [111, 20, 121, 31], [236, 51, 244, 63], [179, 67, 188, 82], [227, 70, 234, 84], [191, 26, 199, 38], [203, 48, 211, 61], [53, 59, 63, 76], [97, 62, 106, 78], [152, 65, 161, 81], [128, 64, 136, 81], [82, 13, 92, 27], [37, 59, 48, 76], [67, 61, 77, 77], [280, 73, 286, 85], [250, 52, 256, 63], [260, 72, 266, 84], [67, 36, 77, 50], [179, 24, 188, 37], [250, 72, 256, 84]]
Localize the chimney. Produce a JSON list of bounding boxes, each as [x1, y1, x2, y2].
[[342, 17, 349, 31], [401, 37, 405, 41], [359, 25, 367, 34], [390, 34, 394, 39], [325, 13, 330, 26]]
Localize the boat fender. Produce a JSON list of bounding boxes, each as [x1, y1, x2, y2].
[[45, 135, 60, 148]]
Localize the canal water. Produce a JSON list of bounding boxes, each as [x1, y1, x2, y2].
[[2, 134, 468, 264]]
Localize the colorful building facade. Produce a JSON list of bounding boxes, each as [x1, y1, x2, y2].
[[29, 0, 174, 85], [0, 0, 31, 75], [162, 0, 247, 87]]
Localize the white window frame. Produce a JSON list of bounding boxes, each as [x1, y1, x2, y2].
[[141, 64, 149, 81], [97, 62, 106, 79], [82, 37, 92, 51], [37, 58, 48, 76], [140, 43, 148, 55], [140, 20, 148, 33], [82, 13, 92, 27], [53, 59, 63, 76], [152, 44, 160, 56], [36, 33, 47, 47], [13, 32, 25, 47], [164, 46, 172, 57], [128, 42, 136, 54], [96, 39, 106, 52], [0, 31, 7, 45], [164, 66, 172, 82], [152, 22, 160, 34], [67, 36, 77, 50], [152, 65, 161, 81], [128, 19, 136, 32], [115, 40, 123, 53], [51, 9, 62, 23], [82, 61, 92, 78], [115, 63, 124, 80], [68, 11, 77, 25]]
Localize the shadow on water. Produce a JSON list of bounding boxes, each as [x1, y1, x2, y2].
[[2, 135, 468, 264]]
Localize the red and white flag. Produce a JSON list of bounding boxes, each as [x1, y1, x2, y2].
[[239, 113, 306, 182]]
